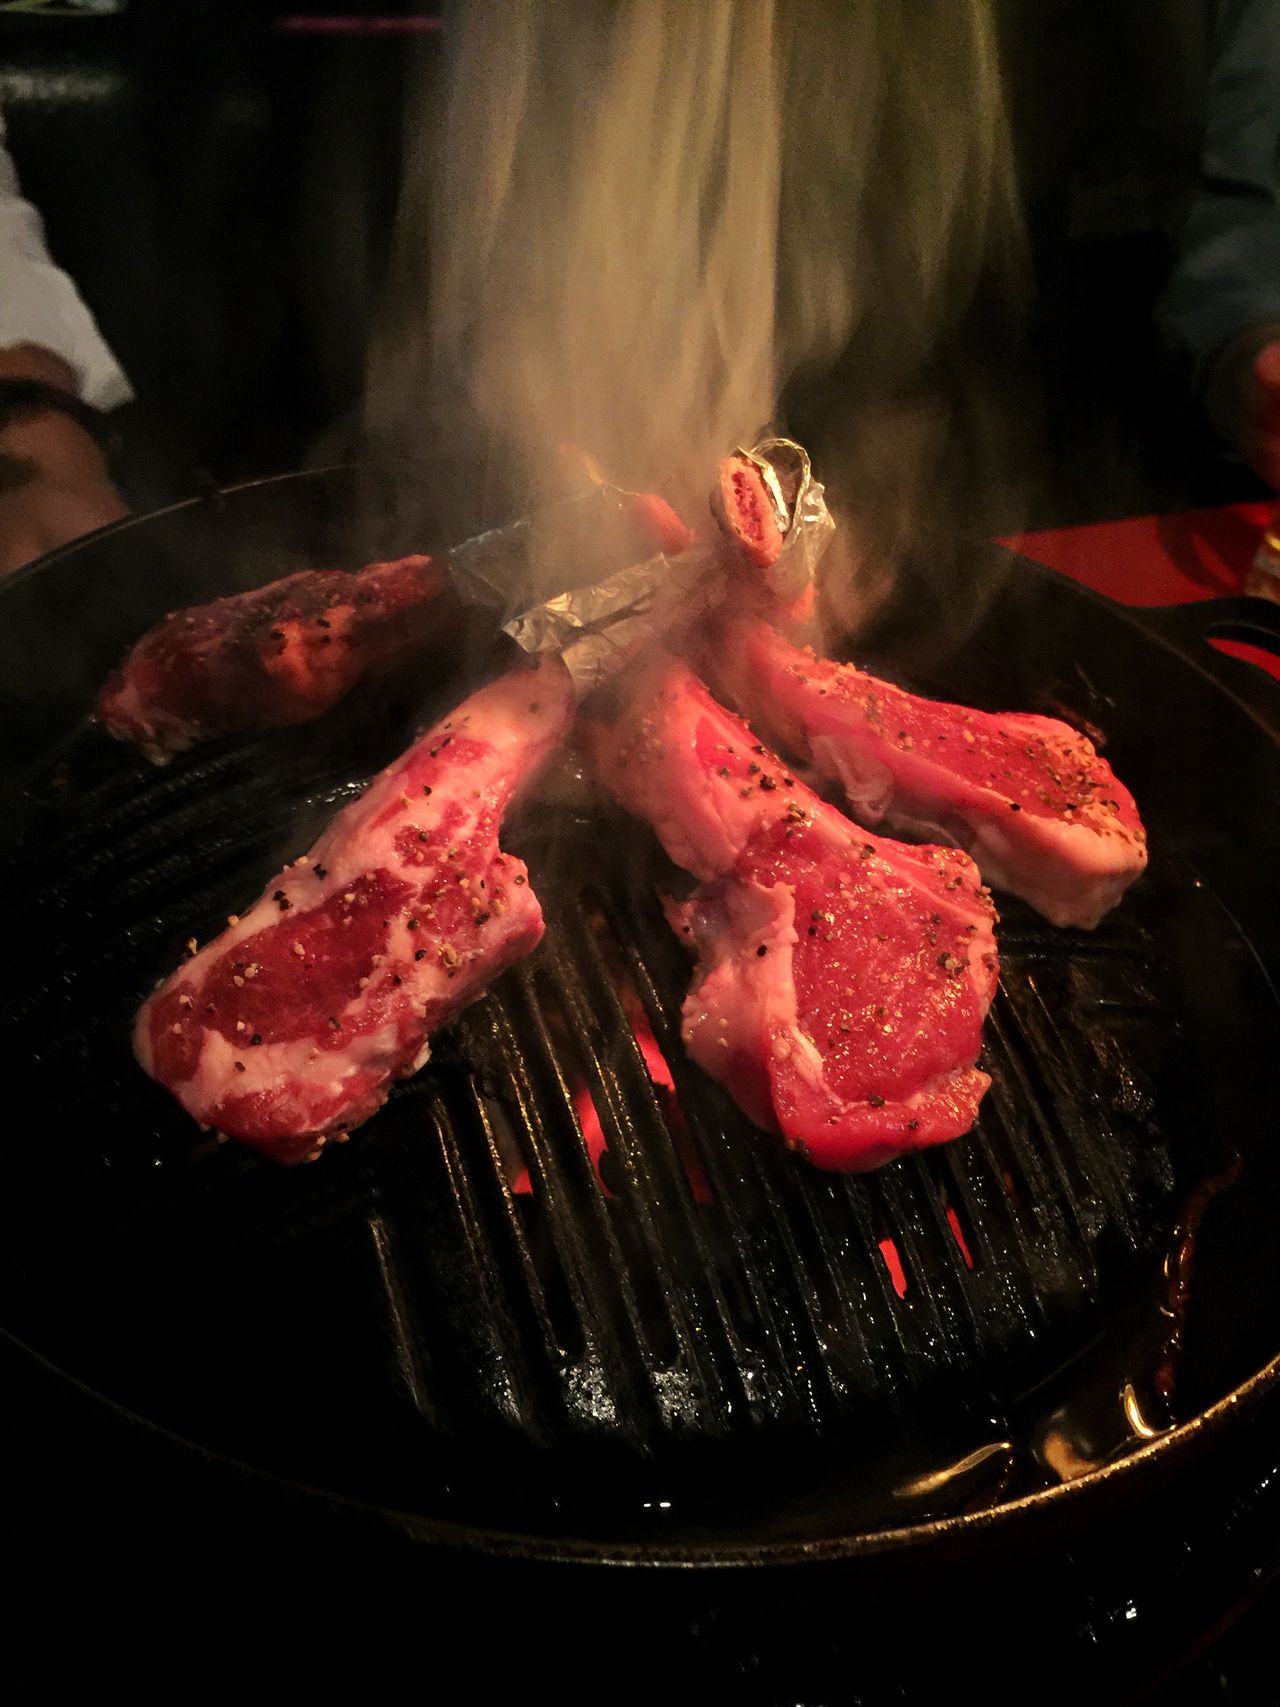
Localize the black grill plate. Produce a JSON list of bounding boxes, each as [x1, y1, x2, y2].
[[0, 693, 1266, 1546]]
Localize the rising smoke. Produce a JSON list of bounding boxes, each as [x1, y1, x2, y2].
[[364, 0, 1026, 638]]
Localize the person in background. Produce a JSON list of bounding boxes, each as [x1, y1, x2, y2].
[[1158, 0, 1280, 502], [0, 110, 130, 576]]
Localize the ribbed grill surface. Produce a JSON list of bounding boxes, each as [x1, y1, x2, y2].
[[0, 718, 1207, 1540]]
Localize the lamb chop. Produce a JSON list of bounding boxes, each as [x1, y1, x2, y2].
[[135, 658, 574, 1162], [98, 554, 448, 763], [99, 486, 691, 764], [582, 655, 997, 1171], [707, 616, 1148, 930]]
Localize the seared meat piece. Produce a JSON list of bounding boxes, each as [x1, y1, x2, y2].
[[98, 555, 447, 762], [101, 486, 692, 765], [582, 656, 997, 1171], [135, 659, 574, 1162], [708, 617, 1148, 929]]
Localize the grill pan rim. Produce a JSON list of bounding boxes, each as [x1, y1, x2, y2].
[[0, 465, 360, 598], [3, 467, 1280, 1564], [2, 1315, 1275, 1567], [993, 552, 1280, 737]]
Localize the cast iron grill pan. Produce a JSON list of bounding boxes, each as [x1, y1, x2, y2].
[[0, 474, 1278, 1554]]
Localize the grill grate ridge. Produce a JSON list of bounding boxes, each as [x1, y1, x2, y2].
[[0, 732, 1207, 1520]]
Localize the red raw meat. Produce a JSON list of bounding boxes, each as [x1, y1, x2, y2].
[[714, 452, 785, 568], [98, 555, 447, 762], [708, 617, 1148, 929], [135, 659, 574, 1162], [582, 656, 997, 1171]]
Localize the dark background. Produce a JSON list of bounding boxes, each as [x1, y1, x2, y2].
[[0, 4, 1276, 1702], [1, 0, 1272, 523], [2, 0, 430, 502]]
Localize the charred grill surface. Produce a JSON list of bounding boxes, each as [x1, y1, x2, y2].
[[0, 689, 1270, 1546]]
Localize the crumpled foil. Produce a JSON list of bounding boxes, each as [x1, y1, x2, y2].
[[447, 485, 662, 618], [504, 544, 719, 695], [479, 438, 831, 695], [731, 436, 836, 608]]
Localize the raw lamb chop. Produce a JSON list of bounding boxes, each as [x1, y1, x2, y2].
[[582, 655, 998, 1171], [135, 658, 574, 1162], [98, 554, 448, 762], [707, 617, 1147, 929]]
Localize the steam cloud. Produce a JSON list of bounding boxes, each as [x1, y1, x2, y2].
[[364, 0, 1025, 636]]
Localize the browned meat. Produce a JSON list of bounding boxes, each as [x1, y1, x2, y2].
[[97, 555, 447, 762], [100, 485, 693, 764]]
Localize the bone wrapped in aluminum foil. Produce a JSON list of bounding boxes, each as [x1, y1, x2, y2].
[[504, 545, 720, 695], [728, 437, 835, 607]]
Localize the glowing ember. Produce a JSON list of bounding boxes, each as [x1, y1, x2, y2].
[[511, 1006, 712, 1203], [878, 1236, 908, 1299], [946, 1204, 976, 1269]]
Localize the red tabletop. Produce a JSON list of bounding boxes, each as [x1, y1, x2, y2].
[[1002, 501, 1280, 682]]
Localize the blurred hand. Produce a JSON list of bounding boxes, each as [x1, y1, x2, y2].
[[0, 407, 127, 576]]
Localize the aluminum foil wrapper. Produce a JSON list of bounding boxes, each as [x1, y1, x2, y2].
[[504, 545, 720, 696], [446, 486, 662, 618], [729, 437, 836, 608]]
